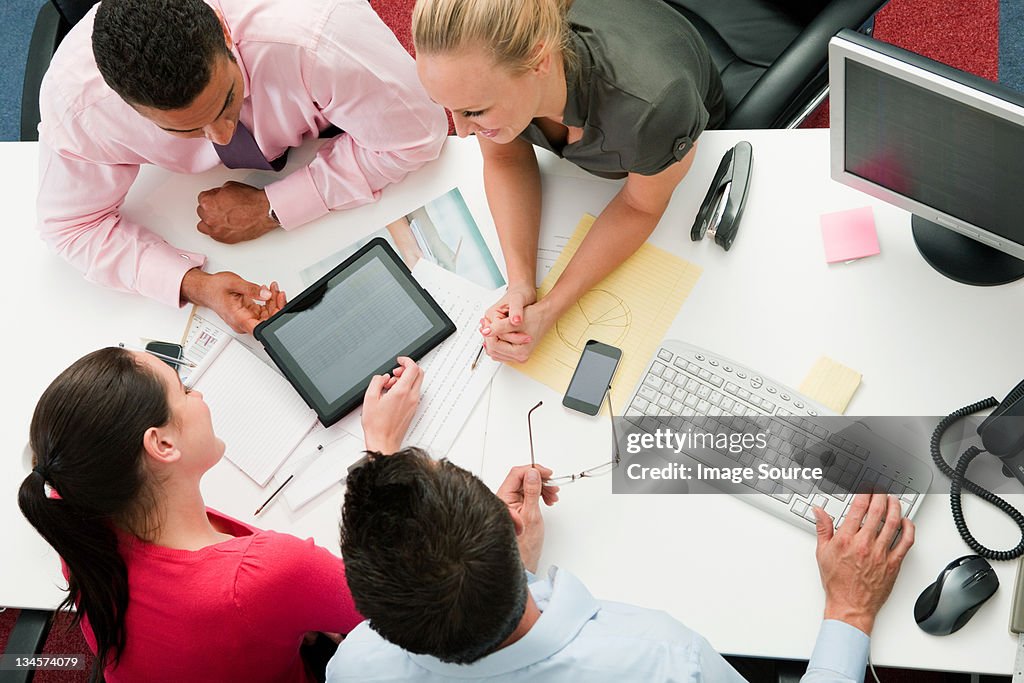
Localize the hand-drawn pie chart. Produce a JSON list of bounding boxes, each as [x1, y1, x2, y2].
[[556, 289, 632, 350]]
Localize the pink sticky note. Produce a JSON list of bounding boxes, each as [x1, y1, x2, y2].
[[820, 207, 880, 263]]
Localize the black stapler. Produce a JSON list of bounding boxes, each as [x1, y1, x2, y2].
[[690, 141, 753, 251]]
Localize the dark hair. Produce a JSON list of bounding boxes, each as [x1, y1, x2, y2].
[[92, 0, 232, 109], [18, 348, 170, 682], [341, 449, 528, 664]]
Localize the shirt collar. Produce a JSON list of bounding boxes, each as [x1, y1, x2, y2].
[[408, 567, 599, 678], [561, 32, 591, 128]]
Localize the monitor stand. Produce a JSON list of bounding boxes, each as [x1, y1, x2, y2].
[[912, 215, 1024, 286]]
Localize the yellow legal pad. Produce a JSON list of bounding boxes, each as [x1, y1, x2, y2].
[[798, 356, 862, 414], [514, 214, 702, 410]]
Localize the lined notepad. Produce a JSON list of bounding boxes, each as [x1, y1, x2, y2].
[[515, 214, 702, 409], [799, 356, 863, 414], [189, 334, 317, 486]]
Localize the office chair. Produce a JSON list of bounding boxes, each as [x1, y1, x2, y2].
[[21, 0, 99, 141], [0, 610, 55, 683], [664, 0, 890, 129]]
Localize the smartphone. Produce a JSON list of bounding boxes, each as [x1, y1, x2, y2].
[[562, 340, 622, 415], [144, 340, 184, 369]]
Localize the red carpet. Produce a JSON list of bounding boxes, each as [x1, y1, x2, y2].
[[803, 0, 999, 128], [0, 2, 1006, 681]]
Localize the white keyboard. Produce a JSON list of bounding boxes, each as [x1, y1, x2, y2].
[[623, 340, 933, 533]]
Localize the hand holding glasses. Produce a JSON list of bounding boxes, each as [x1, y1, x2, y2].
[[527, 389, 622, 486]]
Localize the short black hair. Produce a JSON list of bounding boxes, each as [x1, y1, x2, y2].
[[92, 0, 232, 110], [341, 449, 528, 664]]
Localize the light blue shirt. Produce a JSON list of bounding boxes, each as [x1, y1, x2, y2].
[[326, 567, 870, 683]]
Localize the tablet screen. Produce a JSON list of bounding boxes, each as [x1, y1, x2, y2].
[[255, 239, 454, 425]]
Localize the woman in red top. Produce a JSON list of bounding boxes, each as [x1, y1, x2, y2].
[[17, 347, 422, 682]]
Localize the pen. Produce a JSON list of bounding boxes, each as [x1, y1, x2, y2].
[[470, 344, 485, 370], [254, 476, 292, 515], [254, 444, 323, 515], [118, 342, 197, 368]]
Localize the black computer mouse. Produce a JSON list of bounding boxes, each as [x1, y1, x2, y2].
[[914, 555, 999, 635]]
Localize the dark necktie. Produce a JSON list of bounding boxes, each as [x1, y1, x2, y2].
[[213, 121, 288, 171]]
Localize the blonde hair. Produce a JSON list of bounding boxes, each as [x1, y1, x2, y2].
[[412, 0, 575, 72]]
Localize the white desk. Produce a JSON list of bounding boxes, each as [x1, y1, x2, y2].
[[3, 131, 1022, 675]]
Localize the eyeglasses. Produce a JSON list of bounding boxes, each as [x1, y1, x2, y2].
[[527, 390, 621, 486]]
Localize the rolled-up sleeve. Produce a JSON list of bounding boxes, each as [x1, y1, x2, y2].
[[263, 1, 447, 229]]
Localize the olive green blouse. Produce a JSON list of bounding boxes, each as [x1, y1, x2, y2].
[[520, 0, 726, 179]]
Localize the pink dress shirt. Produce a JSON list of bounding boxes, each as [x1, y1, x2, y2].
[[37, 0, 448, 306]]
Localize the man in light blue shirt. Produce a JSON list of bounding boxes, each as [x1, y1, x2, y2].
[[327, 448, 913, 683]]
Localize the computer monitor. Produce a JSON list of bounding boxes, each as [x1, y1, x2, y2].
[[829, 29, 1024, 286]]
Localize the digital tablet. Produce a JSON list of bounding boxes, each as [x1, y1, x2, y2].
[[254, 238, 455, 427]]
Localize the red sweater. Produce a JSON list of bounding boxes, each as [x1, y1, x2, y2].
[[77, 509, 362, 682]]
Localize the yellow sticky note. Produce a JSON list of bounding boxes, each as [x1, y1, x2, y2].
[[514, 214, 702, 410], [799, 356, 862, 414]]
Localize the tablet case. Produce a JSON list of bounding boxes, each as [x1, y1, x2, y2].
[[253, 238, 455, 426]]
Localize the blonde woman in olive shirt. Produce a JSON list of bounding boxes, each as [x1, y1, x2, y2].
[[413, 0, 725, 363]]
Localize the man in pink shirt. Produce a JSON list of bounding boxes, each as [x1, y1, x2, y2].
[[37, 0, 448, 333]]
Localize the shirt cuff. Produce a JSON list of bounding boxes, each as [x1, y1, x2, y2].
[[806, 619, 870, 683], [264, 166, 330, 230], [137, 243, 207, 308]]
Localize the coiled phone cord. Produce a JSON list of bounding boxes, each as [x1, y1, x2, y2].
[[930, 397, 1024, 561]]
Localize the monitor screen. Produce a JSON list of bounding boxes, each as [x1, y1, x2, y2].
[[829, 29, 1024, 285], [844, 61, 1024, 241]]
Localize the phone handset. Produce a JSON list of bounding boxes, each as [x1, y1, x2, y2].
[[933, 380, 1024, 561]]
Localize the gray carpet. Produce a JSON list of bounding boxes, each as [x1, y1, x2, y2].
[[0, 0, 45, 141], [1001, 2, 1024, 93]]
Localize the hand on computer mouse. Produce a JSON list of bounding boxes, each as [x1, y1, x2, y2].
[[812, 493, 916, 635]]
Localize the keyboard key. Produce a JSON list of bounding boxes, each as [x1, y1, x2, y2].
[[639, 386, 658, 402], [696, 400, 711, 414], [708, 375, 724, 387], [657, 394, 673, 409], [663, 368, 677, 383], [670, 400, 684, 415], [658, 349, 673, 362], [698, 369, 712, 381], [708, 391, 723, 406], [632, 397, 650, 412], [684, 394, 698, 408], [720, 397, 735, 411], [673, 357, 688, 371], [696, 385, 711, 399], [645, 376, 665, 391], [651, 362, 666, 377]]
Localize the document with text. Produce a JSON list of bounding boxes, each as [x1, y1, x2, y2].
[[270, 261, 502, 509]]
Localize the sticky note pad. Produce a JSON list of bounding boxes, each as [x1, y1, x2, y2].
[[820, 207, 880, 263], [799, 356, 862, 414]]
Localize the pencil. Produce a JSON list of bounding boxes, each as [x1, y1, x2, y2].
[[254, 475, 293, 515], [470, 344, 485, 370]]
